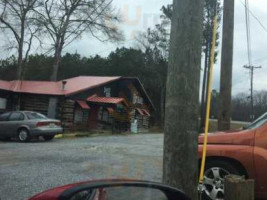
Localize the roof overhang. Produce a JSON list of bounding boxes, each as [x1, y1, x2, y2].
[[76, 100, 90, 110]]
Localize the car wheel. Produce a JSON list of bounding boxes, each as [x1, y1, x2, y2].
[[18, 128, 31, 142], [43, 135, 55, 141], [201, 160, 240, 200]]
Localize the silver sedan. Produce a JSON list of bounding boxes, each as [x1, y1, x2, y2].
[[0, 111, 63, 142]]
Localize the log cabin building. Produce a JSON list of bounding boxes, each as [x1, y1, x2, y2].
[[0, 76, 154, 133]]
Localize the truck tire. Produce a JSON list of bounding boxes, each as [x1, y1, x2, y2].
[[201, 160, 241, 200]]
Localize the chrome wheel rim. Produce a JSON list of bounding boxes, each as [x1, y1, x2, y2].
[[203, 167, 230, 200], [19, 130, 28, 141]]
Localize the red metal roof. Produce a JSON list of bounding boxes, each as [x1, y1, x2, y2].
[[142, 109, 151, 116], [87, 96, 128, 106], [0, 80, 12, 91], [76, 100, 90, 110], [136, 108, 144, 116], [0, 76, 121, 96]]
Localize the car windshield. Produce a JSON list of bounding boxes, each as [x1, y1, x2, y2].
[[245, 113, 267, 130], [25, 112, 47, 120]]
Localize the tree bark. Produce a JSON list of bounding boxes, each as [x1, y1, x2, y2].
[[160, 85, 166, 128], [50, 45, 61, 81], [162, 0, 204, 199], [48, 41, 63, 119], [218, 0, 235, 131], [16, 16, 26, 111], [17, 15, 25, 80], [17, 43, 24, 81]]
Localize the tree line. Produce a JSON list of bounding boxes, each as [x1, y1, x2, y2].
[[0, 48, 168, 125], [2, 49, 266, 124], [2, 1, 263, 124], [210, 90, 267, 122]]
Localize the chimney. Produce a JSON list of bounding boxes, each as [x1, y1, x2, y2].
[[62, 80, 67, 90]]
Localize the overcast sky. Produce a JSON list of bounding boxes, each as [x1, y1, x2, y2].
[[1, 0, 267, 96], [67, 0, 267, 95]]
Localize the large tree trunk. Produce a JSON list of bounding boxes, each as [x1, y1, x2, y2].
[[16, 17, 25, 111], [218, 0, 235, 131], [48, 44, 62, 119], [162, 0, 204, 199], [160, 85, 166, 128], [17, 44, 23, 80], [50, 49, 61, 81], [16, 43, 23, 111]]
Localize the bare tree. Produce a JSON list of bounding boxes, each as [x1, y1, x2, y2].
[[33, 0, 123, 118], [163, 0, 204, 199], [0, 0, 41, 80], [34, 0, 123, 81]]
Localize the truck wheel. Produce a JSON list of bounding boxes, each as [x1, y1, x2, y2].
[[201, 160, 240, 200], [18, 128, 31, 142], [43, 135, 55, 141]]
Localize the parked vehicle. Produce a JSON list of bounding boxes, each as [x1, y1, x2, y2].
[[0, 111, 63, 142], [198, 112, 267, 200], [29, 179, 189, 200]]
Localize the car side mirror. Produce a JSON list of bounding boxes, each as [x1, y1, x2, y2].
[[58, 180, 190, 200]]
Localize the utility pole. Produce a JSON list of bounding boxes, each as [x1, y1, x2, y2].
[[163, 0, 204, 199], [243, 0, 261, 122], [244, 65, 262, 121], [218, 0, 235, 131]]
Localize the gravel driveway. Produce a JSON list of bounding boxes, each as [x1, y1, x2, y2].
[[0, 134, 163, 200]]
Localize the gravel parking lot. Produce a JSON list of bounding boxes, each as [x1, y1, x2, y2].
[[0, 134, 163, 200]]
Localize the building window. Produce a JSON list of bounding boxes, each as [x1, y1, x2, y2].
[[133, 94, 143, 105], [137, 97, 143, 104], [98, 107, 110, 122], [98, 107, 103, 120], [117, 104, 124, 112], [104, 87, 111, 97], [0, 98, 7, 109], [102, 110, 109, 122], [74, 108, 83, 123], [133, 94, 137, 104]]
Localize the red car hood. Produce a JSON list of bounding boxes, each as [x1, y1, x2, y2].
[[198, 129, 255, 146]]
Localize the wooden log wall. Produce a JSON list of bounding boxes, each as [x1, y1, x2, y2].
[[58, 99, 75, 131], [73, 107, 89, 131], [20, 94, 49, 115]]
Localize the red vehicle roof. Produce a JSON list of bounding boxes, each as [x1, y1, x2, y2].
[[0, 76, 121, 96]]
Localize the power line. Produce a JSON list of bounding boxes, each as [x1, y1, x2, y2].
[[244, 0, 252, 66], [239, 0, 267, 34], [243, 0, 262, 121]]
